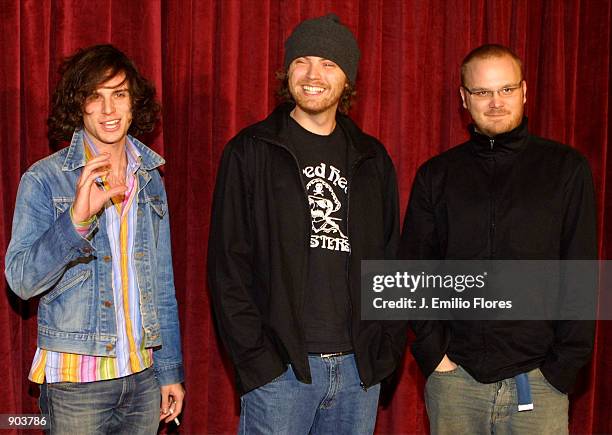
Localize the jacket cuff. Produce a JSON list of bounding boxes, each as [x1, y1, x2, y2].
[[235, 348, 285, 395], [410, 321, 450, 378], [57, 207, 96, 255], [154, 362, 185, 386]]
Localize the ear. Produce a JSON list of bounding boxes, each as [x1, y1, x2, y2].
[[521, 80, 527, 104], [459, 87, 468, 109]]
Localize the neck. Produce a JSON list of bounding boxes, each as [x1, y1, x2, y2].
[[86, 134, 128, 178], [290, 106, 338, 135]]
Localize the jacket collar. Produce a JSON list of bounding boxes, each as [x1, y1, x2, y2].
[[61, 129, 165, 172], [469, 117, 529, 156], [252, 102, 377, 158]]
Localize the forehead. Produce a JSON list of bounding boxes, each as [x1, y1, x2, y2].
[[95, 71, 129, 90], [463, 55, 521, 87]]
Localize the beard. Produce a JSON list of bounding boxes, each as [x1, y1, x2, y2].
[[476, 108, 524, 136], [289, 81, 344, 115]]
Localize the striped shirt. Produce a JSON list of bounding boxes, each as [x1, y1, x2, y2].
[[29, 135, 153, 383]]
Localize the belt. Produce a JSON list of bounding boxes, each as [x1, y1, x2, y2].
[[309, 351, 353, 358]]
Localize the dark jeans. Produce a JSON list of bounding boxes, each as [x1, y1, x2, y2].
[[40, 368, 160, 435]]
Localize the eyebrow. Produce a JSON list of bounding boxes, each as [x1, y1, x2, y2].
[[95, 86, 130, 91], [468, 82, 521, 90]]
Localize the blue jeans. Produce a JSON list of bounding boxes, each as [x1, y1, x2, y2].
[[40, 368, 160, 435], [425, 365, 568, 435], [239, 354, 380, 434]]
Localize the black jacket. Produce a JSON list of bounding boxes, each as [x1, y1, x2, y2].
[[400, 118, 596, 393], [208, 103, 407, 395]]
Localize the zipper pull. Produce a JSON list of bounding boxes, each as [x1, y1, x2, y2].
[[489, 139, 494, 150]]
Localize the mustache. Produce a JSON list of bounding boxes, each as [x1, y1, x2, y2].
[[297, 81, 327, 87], [485, 110, 511, 115]]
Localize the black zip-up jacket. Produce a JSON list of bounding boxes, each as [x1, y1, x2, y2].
[[400, 118, 596, 393], [208, 103, 407, 395]]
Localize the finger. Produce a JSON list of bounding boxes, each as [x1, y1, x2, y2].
[[94, 185, 127, 205], [77, 161, 110, 185], [164, 398, 183, 423], [84, 152, 111, 164], [80, 153, 111, 172], [81, 153, 110, 177], [75, 170, 110, 200], [105, 184, 128, 197], [159, 392, 171, 421]]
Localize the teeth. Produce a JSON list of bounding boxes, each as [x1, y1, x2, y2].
[[303, 85, 325, 93], [103, 120, 120, 126]]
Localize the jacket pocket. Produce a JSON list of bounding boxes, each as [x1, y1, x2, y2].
[[39, 269, 94, 332], [41, 269, 91, 304], [148, 198, 167, 218], [52, 197, 73, 220], [139, 195, 167, 244]]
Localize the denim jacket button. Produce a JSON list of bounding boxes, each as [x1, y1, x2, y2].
[[134, 252, 144, 259], [106, 343, 114, 351], [103, 255, 112, 262], [103, 300, 113, 308]]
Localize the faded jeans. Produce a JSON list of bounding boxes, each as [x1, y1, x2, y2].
[[40, 368, 160, 435], [425, 365, 568, 435], [239, 354, 380, 435]]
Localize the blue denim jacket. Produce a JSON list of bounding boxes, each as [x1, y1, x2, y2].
[[5, 130, 184, 386]]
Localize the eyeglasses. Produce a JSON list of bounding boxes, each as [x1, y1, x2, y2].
[[462, 81, 523, 100]]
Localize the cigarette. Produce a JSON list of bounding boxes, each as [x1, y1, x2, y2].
[[173, 417, 180, 426]]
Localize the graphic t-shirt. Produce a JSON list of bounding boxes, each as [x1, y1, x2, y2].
[[288, 117, 352, 353]]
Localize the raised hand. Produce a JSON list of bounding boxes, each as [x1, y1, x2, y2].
[[71, 153, 127, 224]]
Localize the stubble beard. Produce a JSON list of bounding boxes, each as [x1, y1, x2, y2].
[[478, 109, 523, 137], [289, 83, 342, 116]]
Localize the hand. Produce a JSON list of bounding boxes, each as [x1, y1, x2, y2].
[[434, 354, 457, 372], [71, 153, 127, 223], [160, 383, 185, 423]]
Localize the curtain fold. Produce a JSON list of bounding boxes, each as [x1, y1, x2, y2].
[[1, 1, 610, 433]]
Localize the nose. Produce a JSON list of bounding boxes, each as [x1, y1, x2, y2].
[[306, 62, 322, 80], [101, 95, 115, 115], [488, 92, 503, 108]]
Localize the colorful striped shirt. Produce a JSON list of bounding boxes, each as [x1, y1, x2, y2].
[[29, 134, 153, 383]]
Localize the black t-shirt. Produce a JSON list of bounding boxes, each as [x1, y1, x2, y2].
[[288, 117, 352, 353]]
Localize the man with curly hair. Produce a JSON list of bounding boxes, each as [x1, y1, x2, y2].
[[208, 14, 406, 434], [5, 44, 184, 434]]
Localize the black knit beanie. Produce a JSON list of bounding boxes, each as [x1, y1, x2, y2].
[[284, 14, 361, 83]]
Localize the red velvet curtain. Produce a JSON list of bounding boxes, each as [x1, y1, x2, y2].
[[1, 1, 610, 433]]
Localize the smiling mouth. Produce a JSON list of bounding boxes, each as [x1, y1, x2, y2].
[[302, 85, 325, 95], [100, 119, 120, 130]]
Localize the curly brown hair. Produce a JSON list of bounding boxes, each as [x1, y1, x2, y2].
[[48, 44, 160, 143], [276, 70, 356, 114]]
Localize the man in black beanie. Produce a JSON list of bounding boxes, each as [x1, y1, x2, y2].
[[208, 14, 407, 434]]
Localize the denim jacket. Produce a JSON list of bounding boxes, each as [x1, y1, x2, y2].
[[5, 130, 184, 386]]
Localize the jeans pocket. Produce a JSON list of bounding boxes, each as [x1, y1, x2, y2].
[[536, 369, 566, 396], [430, 365, 461, 376], [268, 365, 290, 384]]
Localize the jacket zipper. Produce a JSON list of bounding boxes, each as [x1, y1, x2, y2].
[[344, 154, 372, 391], [254, 135, 313, 380]]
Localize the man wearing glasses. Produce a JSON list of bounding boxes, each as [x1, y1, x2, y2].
[[400, 44, 596, 434]]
